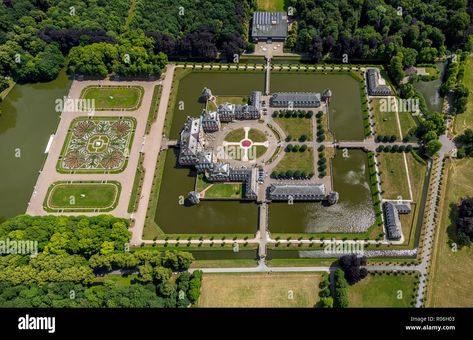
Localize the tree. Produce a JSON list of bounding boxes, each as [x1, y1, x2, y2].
[[455, 197, 473, 246], [425, 140, 442, 156], [317, 297, 334, 308], [154, 266, 172, 283], [388, 54, 405, 85]]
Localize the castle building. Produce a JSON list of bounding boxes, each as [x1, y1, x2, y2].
[[269, 92, 322, 108], [178, 117, 204, 166], [366, 68, 392, 96], [201, 110, 220, 132], [268, 184, 326, 201], [383, 201, 412, 240]]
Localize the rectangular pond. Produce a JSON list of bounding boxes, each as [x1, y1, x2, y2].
[[271, 72, 365, 141], [268, 149, 375, 234], [0, 70, 71, 222], [153, 149, 259, 234]]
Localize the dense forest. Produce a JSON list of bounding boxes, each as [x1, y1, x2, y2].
[[0, 0, 256, 87], [0, 215, 202, 307], [285, 0, 473, 63]]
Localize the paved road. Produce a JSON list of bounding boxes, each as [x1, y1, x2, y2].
[[130, 64, 175, 246]]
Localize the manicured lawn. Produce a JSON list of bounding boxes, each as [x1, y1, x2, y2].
[[81, 85, 143, 110], [348, 274, 417, 307], [45, 182, 120, 211], [428, 158, 473, 307], [455, 54, 473, 135], [398, 112, 418, 139], [198, 273, 322, 307], [195, 174, 212, 192], [204, 183, 243, 199], [224, 128, 245, 142], [371, 98, 400, 138], [257, 0, 285, 11], [216, 96, 248, 105], [248, 128, 267, 142], [377, 152, 410, 200], [274, 117, 313, 141], [405, 152, 427, 201], [274, 149, 314, 173], [254, 145, 267, 159]]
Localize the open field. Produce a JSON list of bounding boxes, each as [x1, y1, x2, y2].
[[224, 128, 245, 142], [248, 128, 267, 142], [216, 96, 248, 105], [203, 183, 243, 199], [348, 274, 417, 307], [429, 158, 473, 307], [273, 149, 314, 173], [372, 98, 400, 138], [398, 112, 418, 139], [274, 117, 313, 141], [81, 85, 144, 110], [44, 181, 120, 212], [198, 273, 322, 307], [377, 152, 410, 200], [455, 54, 473, 135], [257, 0, 285, 11]]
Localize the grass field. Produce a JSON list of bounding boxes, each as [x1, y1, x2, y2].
[[398, 112, 418, 139], [348, 274, 417, 307], [224, 128, 245, 142], [429, 158, 473, 307], [248, 128, 267, 142], [198, 273, 322, 307], [216, 96, 248, 105], [45, 181, 120, 211], [257, 0, 285, 11], [81, 85, 143, 110], [377, 152, 410, 200], [372, 98, 401, 138], [274, 117, 313, 141], [274, 149, 314, 173], [455, 54, 473, 135], [204, 183, 243, 199]]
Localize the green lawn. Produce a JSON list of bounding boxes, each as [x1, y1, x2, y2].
[[371, 98, 400, 138], [248, 128, 267, 142], [257, 0, 285, 11], [217, 96, 248, 105], [45, 181, 120, 211], [198, 273, 322, 307], [348, 274, 417, 307], [274, 117, 313, 141], [455, 54, 473, 136], [377, 152, 410, 200], [398, 112, 418, 140], [428, 158, 473, 307], [204, 183, 243, 199], [274, 149, 314, 173], [81, 85, 143, 110], [224, 128, 245, 142]]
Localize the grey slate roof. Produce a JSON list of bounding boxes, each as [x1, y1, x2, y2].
[[268, 184, 326, 200], [270, 92, 321, 107], [383, 201, 411, 240], [252, 12, 288, 39]]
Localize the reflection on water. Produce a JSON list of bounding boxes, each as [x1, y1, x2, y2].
[[269, 149, 375, 233], [0, 69, 71, 219]]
